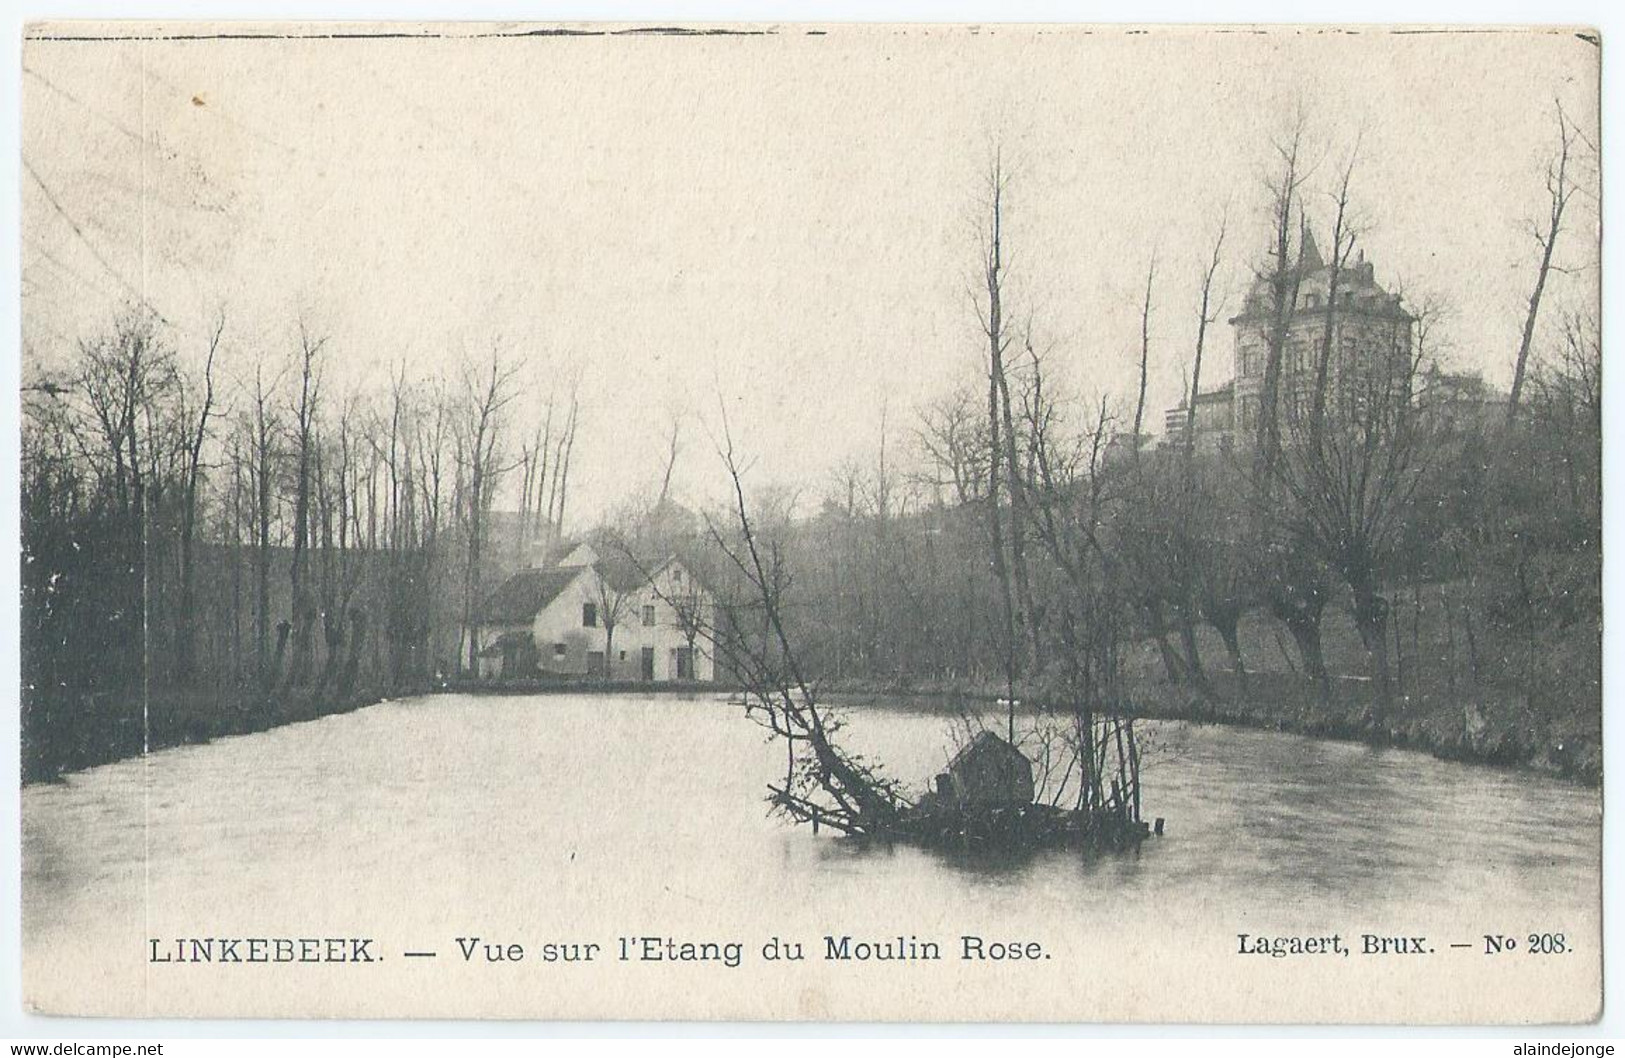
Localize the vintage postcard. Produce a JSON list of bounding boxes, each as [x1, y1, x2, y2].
[[18, 22, 1601, 1022]]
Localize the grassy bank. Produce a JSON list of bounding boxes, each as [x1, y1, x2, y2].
[[824, 670, 1598, 786], [820, 586, 1601, 786], [1129, 671, 1599, 785]]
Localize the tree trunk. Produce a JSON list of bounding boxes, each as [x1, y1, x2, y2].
[[270, 620, 292, 704], [316, 610, 343, 698], [1352, 583, 1392, 723], [1279, 607, 1330, 700], [465, 500, 482, 676], [1508, 130, 1571, 423], [1215, 616, 1249, 695], [255, 429, 272, 685], [255, 536, 271, 686], [339, 609, 367, 701], [176, 529, 197, 684], [1147, 603, 1185, 684], [1176, 610, 1207, 689]]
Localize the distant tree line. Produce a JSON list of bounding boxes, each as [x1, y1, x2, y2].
[[21, 313, 579, 780]]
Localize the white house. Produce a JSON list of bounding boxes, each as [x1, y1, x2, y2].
[[469, 542, 715, 682]]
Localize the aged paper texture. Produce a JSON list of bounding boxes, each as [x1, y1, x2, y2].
[[19, 22, 1601, 1022]]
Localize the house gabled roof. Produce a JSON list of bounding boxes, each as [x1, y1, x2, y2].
[[946, 730, 1030, 773], [478, 566, 586, 624], [596, 552, 681, 593], [531, 541, 578, 568], [530, 540, 598, 569]]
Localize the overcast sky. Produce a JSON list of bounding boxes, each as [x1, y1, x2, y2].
[[21, 24, 1600, 525]]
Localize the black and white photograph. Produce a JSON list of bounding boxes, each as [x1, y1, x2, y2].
[[14, 20, 1604, 1024]]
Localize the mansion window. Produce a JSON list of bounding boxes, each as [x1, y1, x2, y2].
[[582, 602, 597, 628], [643, 605, 656, 628], [1287, 344, 1306, 376]]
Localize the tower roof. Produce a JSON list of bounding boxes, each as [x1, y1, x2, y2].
[[1232, 238, 1409, 324], [1298, 223, 1325, 272]]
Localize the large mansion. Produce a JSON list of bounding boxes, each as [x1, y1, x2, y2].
[[1161, 233, 1467, 454]]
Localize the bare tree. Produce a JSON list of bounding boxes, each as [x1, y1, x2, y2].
[[174, 312, 224, 685], [1507, 100, 1584, 424], [656, 412, 682, 509], [516, 425, 546, 563], [1308, 139, 1362, 448], [74, 310, 173, 519], [1131, 253, 1157, 461], [1248, 114, 1336, 696], [244, 362, 283, 684], [914, 383, 987, 506], [1279, 299, 1426, 716], [1183, 214, 1227, 464], [544, 377, 581, 552], [284, 322, 327, 691], [1254, 114, 1310, 483], [973, 150, 1039, 726], [1017, 360, 1142, 818], [456, 344, 521, 675], [701, 409, 906, 834], [592, 566, 635, 681], [414, 374, 455, 674]]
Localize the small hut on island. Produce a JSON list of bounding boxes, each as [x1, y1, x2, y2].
[[932, 731, 1035, 808]]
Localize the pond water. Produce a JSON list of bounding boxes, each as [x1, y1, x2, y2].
[[22, 692, 1602, 1022]]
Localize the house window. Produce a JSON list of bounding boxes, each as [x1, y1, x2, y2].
[[642, 604, 656, 627], [553, 643, 566, 657], [619, 650, 627, 661], [672, 568, 684, 585], [582, 602, 597, 628]]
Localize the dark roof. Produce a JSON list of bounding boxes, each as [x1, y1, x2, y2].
[[479, 567, 584, 624], [537, 540, 587, 567], [598, 553, 672, 593], [477, 630, 534, 657], [1298, 225, 1325, 271], [947, 730, 1029, 772], [483, 550, 706, 621], [1231, 233, 1411, 325]]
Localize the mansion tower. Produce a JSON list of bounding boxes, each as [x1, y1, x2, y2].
[[1164, 231, 1415, 453]]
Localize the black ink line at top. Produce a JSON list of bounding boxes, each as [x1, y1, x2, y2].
[[24, 26, 778, 42]]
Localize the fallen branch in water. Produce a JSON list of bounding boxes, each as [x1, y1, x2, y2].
[[681, 407, 1150, 852]]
